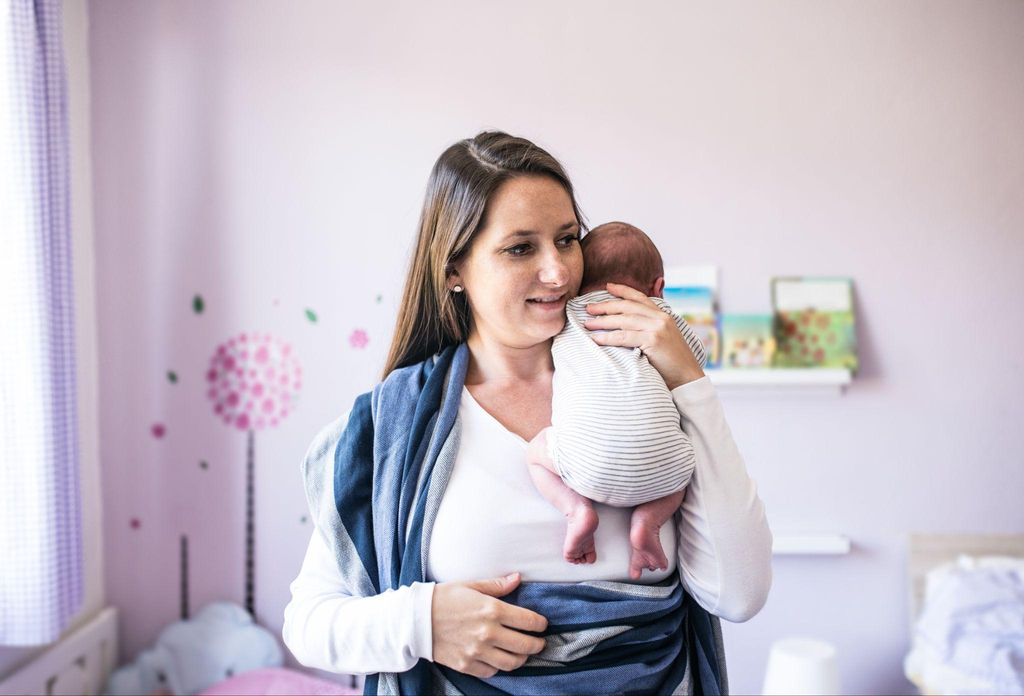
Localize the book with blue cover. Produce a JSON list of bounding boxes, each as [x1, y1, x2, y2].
[[663, 266, 721, 368]]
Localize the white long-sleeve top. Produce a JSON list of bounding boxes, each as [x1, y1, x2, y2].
[[282, 376, 772, 676]]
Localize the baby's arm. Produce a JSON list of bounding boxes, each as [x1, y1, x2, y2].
[[526, 428, 582, 516], [526, 427, 558, 474]]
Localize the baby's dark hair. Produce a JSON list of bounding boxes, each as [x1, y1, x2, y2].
[[579, 222, 664, 295]]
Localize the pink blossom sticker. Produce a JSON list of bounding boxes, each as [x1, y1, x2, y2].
[[349, 329, 369, 349], [130, 518, 141, 530], [151, 423, 166, 439], [206, 332, 301, 432]]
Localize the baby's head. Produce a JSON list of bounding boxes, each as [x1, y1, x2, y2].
[[579, 222, 665, 298]]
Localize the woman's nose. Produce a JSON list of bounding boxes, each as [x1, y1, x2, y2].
[[538, 247, 570, 286]]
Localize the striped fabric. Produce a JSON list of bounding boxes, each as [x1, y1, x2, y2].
[[303, 343, 726, 695], [0, 0, 83, 646], [549, 291, 708, 507]]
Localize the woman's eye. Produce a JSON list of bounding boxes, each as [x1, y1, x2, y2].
[[506, 244, 532, 256], [558, 233, 580, 247]]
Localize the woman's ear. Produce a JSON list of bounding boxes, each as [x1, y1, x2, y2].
[[445, 265, 463, 292]]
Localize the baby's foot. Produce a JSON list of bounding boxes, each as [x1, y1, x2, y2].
[[563, 504, 599, 564], [628, 511, 669, 580]]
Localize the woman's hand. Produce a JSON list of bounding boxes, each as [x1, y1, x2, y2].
[[431, 572, 548, 678], [585, 282, 705, 390]]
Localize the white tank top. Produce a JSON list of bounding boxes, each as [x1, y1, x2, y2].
[[425, 386, 675, 584]]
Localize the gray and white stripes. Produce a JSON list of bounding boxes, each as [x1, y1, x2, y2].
[[549, 290, 707, 507]]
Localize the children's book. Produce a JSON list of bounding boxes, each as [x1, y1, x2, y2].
[[664, 265, 720, 368], [721, 314, 775, 368], [770, 277, 858, 372]]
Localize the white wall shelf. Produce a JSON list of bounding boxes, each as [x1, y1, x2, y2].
[[705, 368, 852, 394], [772, 534, 852, 555]]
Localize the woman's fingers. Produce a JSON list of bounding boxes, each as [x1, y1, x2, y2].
[[585, 298, 661, 318], [463, 660, 500, 679], [584, 313, 661, 332], [492, 625, 547, 656], [603, 281, 650, 301], [589, 329, 646, 349], [432, 581, 550, 679], [589, 322, 704, 389], [583, 284, 705, 389], [479, 646, 531, 672], [498, 603, 549, 634]]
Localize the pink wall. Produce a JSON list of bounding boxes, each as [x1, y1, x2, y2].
[[88, 1, 1024, 693]]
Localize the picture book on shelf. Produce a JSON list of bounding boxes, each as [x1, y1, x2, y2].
[[663, 265, 721, 369], [771, 277, 858, 373], [721, 314, 776, 368]]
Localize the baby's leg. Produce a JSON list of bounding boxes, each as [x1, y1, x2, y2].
[[527, 428, 599, 564], [628, 489, 686, 580]]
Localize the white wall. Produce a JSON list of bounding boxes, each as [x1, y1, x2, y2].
[[0, 0, 105, 680]]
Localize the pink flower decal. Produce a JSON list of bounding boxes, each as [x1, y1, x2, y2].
[[206, 332, 301, 432], [151, 423, 166, 439], [349, 329, 369, 349]]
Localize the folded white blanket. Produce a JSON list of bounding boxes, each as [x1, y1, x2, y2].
[[904, 555, 1024, 695]]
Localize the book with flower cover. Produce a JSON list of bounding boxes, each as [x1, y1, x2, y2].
[[771, 277, 858, 372]]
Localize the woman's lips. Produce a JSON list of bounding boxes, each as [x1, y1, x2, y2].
[[526, 293, 566, 311]]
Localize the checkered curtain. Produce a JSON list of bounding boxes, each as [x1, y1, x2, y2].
[[0, 0, 83, 645]]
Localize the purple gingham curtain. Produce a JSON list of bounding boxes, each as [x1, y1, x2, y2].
[[0, 0, 83, 645]]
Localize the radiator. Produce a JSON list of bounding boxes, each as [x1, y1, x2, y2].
[[0, 607, 117, 696]]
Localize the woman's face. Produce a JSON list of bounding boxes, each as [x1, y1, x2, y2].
[[451, 175, 583, 350]]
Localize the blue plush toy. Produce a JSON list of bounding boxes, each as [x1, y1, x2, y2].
[[105, 602, 283, 696]]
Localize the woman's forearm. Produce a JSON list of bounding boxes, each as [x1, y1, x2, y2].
[[286, 411, 434, 674], [282, 529, 435, 674], [671, 377, 773, 622]]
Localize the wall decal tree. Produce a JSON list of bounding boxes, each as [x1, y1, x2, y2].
[[205, 332, 302, 616]]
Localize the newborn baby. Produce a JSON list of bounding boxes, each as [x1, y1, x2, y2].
[[527, 222, 707, 580]]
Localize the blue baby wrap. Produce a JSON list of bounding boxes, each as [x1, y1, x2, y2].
[[321, 343, 726, 695]]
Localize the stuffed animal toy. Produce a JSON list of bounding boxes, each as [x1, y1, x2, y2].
[[105, 602, 282, 696]]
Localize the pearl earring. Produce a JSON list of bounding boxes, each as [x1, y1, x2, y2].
[[452, 285, 464, 293]]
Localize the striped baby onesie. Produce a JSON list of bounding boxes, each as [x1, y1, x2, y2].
[[547, 290, 708, 507]]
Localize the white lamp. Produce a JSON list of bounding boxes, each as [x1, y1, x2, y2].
[[763, 637, 841, 695]]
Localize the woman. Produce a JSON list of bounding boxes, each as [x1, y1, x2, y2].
[[282, 131, 772, 695]]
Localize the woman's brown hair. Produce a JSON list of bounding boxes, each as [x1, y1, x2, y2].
[[382, 131, 586, 378]]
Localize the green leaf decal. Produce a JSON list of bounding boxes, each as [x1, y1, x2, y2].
[[305, 308, 318, 323], [193, 295, 205, 314]]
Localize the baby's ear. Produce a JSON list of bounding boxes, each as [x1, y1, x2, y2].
[[651, 276, 666, 298]]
